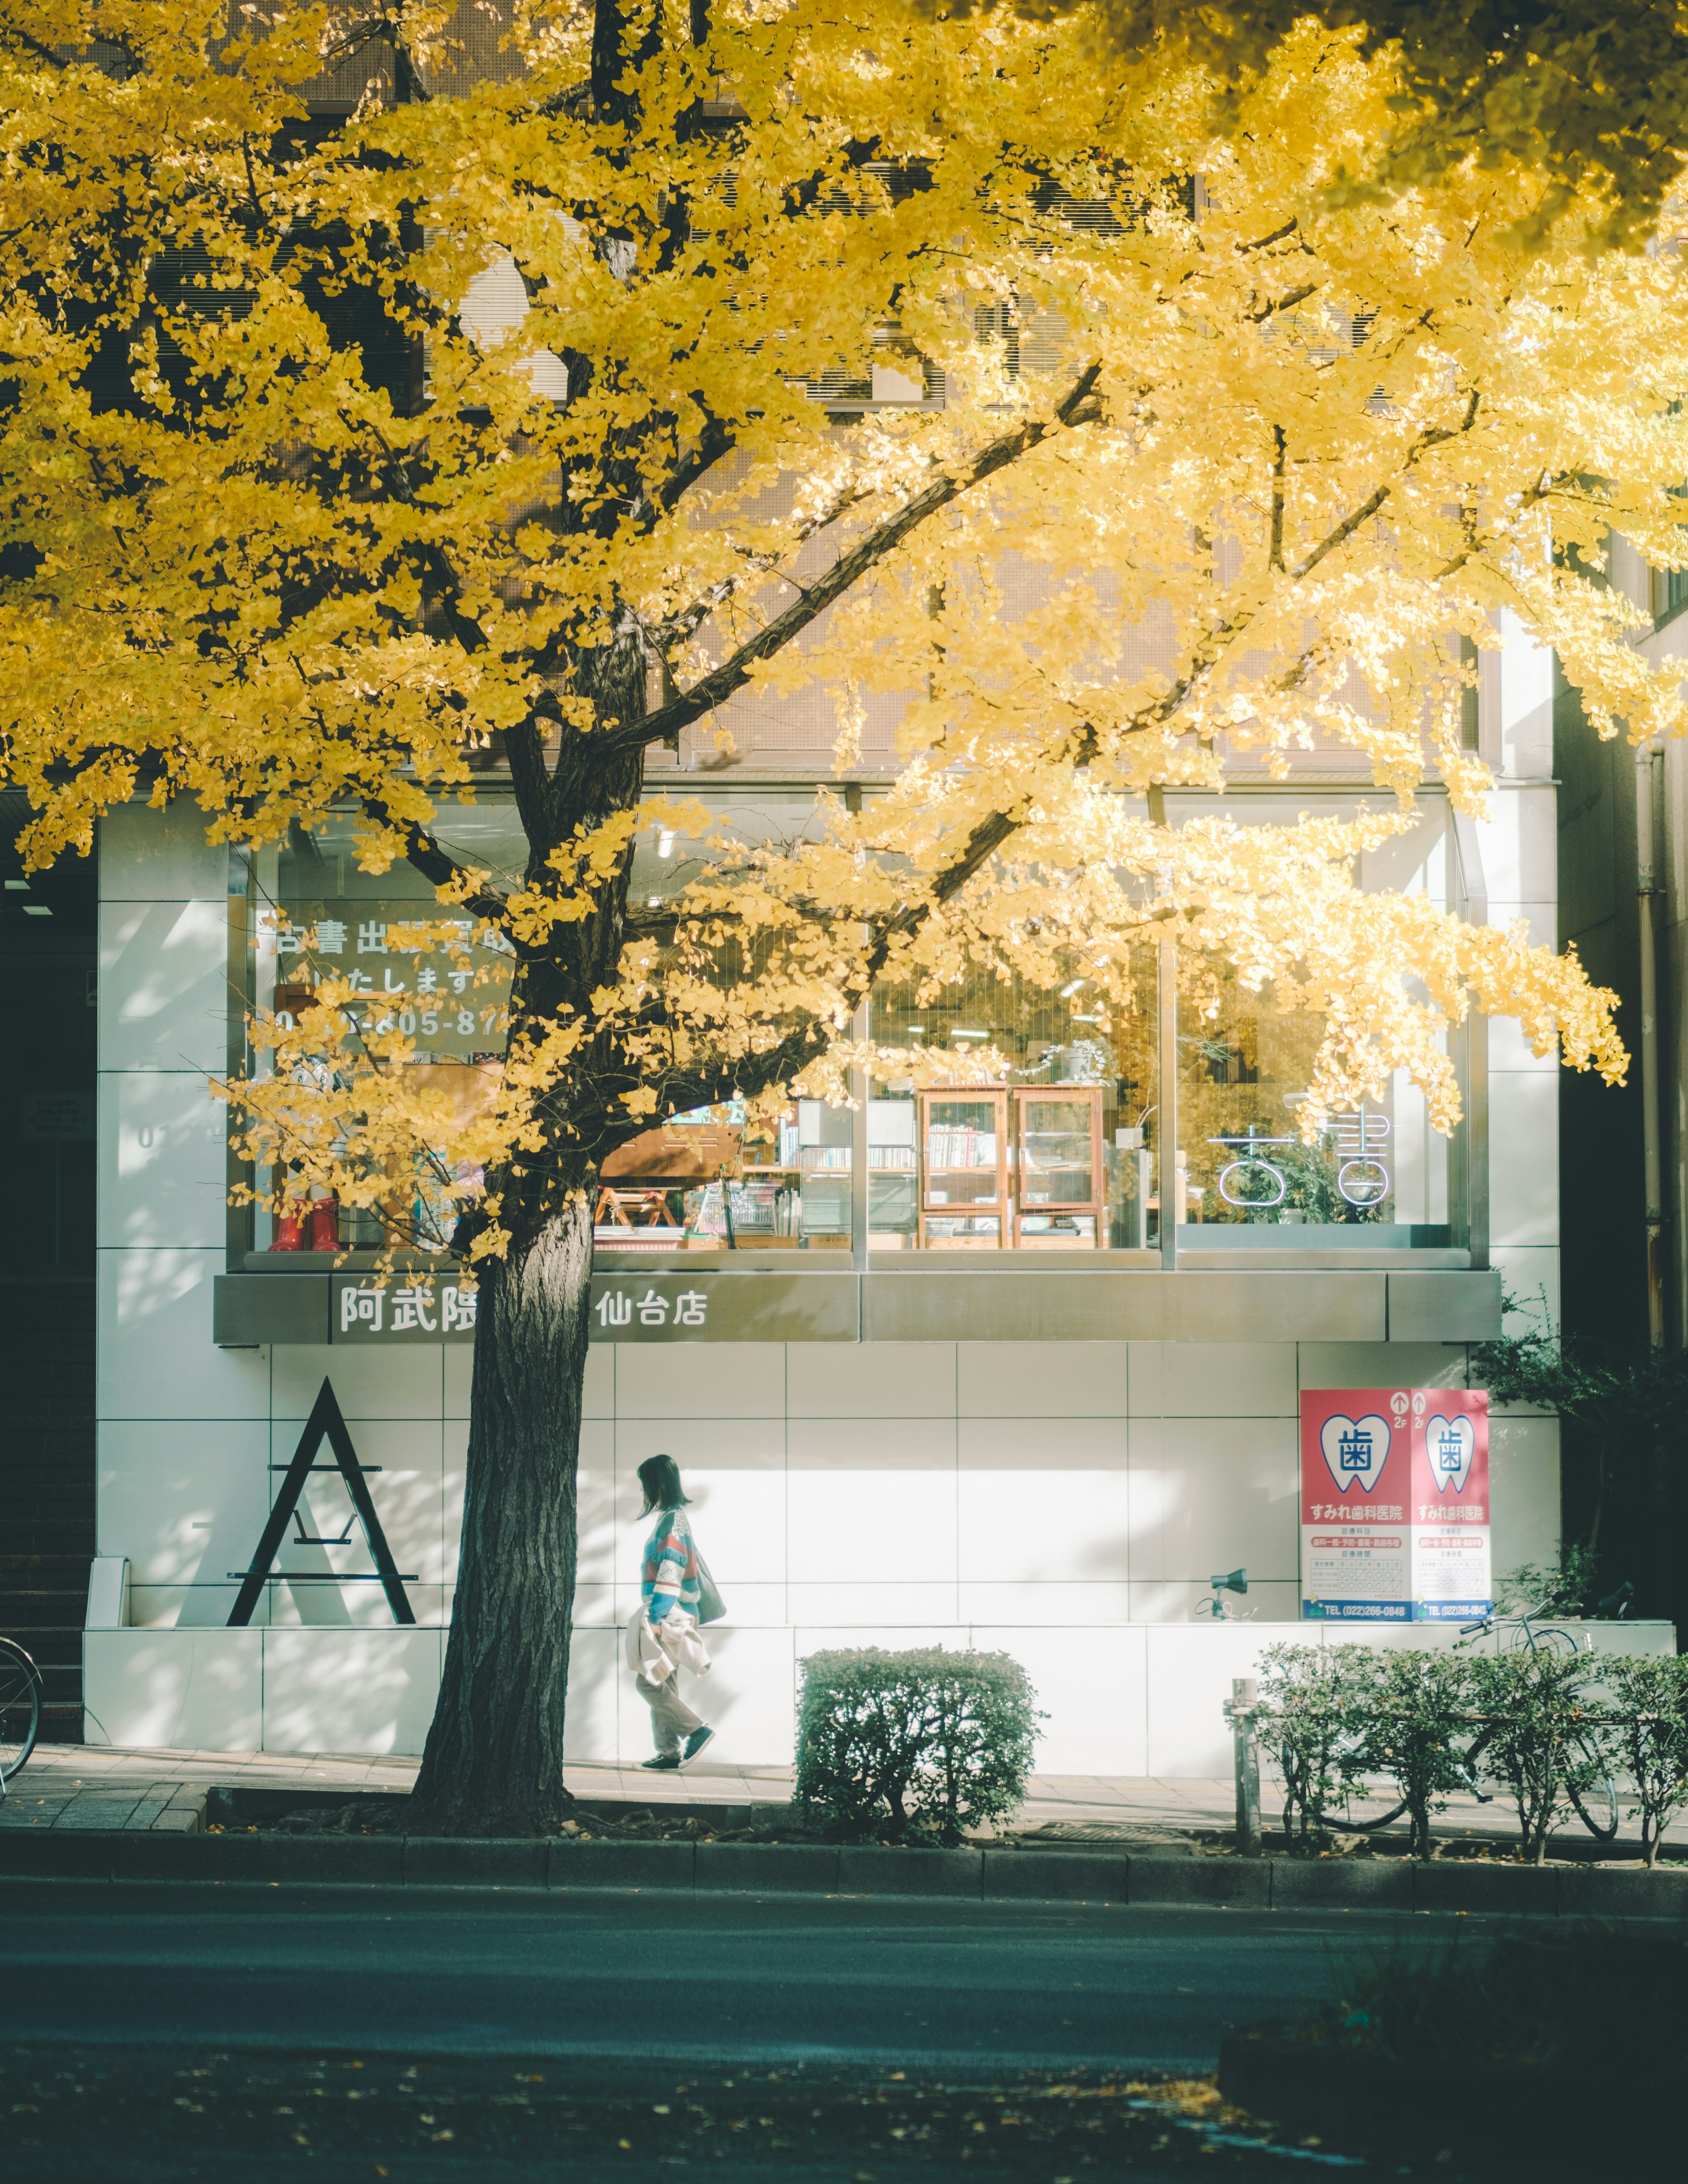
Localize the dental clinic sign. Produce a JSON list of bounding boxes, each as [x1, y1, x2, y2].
[[1299, 1388, 1491, 1623]]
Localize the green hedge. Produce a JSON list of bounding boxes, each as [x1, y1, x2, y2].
[[796, 1647, 1041, 1844], [1251, 1643, 1688, 1864]]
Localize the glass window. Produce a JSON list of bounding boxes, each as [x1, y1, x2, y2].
[[243, 801, 525, 1254], [1175, 962, 1448, 1245], [868, 950, 1160, 1251]]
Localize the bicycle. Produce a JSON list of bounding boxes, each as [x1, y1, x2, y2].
[[0, 1635, 43, 1792], [1455, 1598, 1620, 1842], [1297, 1600, 1621, 1845]]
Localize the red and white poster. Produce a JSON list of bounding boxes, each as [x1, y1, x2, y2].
[[1410, 1389, 1491, 1621], [1299, 1389, 1414, 1622]]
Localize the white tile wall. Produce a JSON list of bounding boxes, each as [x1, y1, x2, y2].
[[100, 801, 233, 899], [98, 1071, 229, 1250], [1126, 1416, 1299, 1581], [615, 1342, 786, 1417], [98, 1419, 271, 1586], [262, 1629, 444, 1755], [90, 1328, 1573, 1761], [788, 1341, 954, 1417], [1297, 1343, 1468, 1392], [1491, 1246, 1561, 1338], [273, 1344, 444, 1420], [1488, 1071, 1560, 1248], [1488, 1412, 1562, 1578], [957, 1340, 1128, 1418], [84, 1629, 263, 1752], [98, 901, 229, 1072], [98, 1248, 269, 1420], [972, 1623, 1148, 1775], [1130, 1342, 1298, 1417]]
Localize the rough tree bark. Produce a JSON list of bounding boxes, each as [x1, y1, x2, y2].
[[408, 1183, 597, 1836]]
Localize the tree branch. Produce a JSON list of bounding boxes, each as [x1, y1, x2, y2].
[[367, 803, 517, 932], [593, 362, 1104, 761]]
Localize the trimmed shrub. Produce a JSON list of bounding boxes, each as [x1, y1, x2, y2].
[[1256, 1643, 1374, 1846], [1466, 1653, 1609, 1864], [1351, 1649, 1480, 1861], [796, 1647, 1040, 1844], [1606, 1655, 1688, 1865]]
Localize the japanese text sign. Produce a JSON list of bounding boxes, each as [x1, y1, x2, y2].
[[1409, 1388, 1491, 1621], [1300, 1387, 1492, 1622], [1299, 1388, 1414, 1620]]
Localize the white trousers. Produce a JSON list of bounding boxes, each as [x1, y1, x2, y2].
[[636, 1613, 707, 1756]]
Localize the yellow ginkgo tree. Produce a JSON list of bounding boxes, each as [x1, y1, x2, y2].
[[3, 2, 1681, 1831]]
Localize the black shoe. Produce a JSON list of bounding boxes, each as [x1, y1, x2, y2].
[[641, 1754, 682, 1770], [681, 1726, 715, 1765]]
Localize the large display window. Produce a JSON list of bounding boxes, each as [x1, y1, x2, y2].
[[230, 789, 1471, 1265]]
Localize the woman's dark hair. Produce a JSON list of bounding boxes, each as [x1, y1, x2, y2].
[[638, 1454, 689, 1516]]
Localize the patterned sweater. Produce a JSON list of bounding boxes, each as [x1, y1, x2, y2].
[[641, 1506, 702, 1624]]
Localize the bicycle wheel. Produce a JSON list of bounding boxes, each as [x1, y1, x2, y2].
[[1567, 1732, 1620, 1842], [1513, 1624, 1581, 1657], [0, 1636, 43, 1785]]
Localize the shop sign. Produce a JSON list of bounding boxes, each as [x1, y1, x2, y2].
[[1299, 1388, 1413, 1621], [331, 1273, 479, 1343], [1300, 1387, 1492, 1621], [589, 1272, 859, 1343], [1410, 1389, 1491, 1620], [325, 1270, 861, 1343]]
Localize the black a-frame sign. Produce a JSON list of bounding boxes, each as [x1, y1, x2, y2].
[[228, 1377, 418, 1628]]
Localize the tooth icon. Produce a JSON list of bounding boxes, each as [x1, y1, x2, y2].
[[1425, 1414, 1476, 1495], [1319, 1413, 1391, 1495]]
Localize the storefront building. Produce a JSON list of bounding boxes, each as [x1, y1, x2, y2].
[[84, 629, 1601, 1774]]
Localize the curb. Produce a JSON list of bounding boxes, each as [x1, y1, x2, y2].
[[2, 1829, 1686, 1913]]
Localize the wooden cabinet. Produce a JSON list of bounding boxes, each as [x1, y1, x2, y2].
[[916, 1086, 1106, 1249], [1011, 1087, 1105, 1248], [917, 1090, 1009, 1248]]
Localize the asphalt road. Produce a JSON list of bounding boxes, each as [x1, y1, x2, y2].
[[0, 1879, 1400, 2073], [0, 1883, 1522, 2183]]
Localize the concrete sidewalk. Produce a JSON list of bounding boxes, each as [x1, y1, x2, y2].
[[8, 1742, 1683, 1851], [2, 1743, 1241, 1837]]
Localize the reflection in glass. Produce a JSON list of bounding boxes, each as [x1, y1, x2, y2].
[[872, 952, 1159, 1251], [1176, 965, 1447, 1243]]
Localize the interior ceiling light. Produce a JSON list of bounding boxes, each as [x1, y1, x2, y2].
[[1059, 978, 1086, 997], [23, 903, 51, 916], [647, 894, 661, 907], [4, 879, 27, 890], [953, 1028, 988, 1039], [657, 829, 675, 858], [1072, 1013, 1102, 1024]]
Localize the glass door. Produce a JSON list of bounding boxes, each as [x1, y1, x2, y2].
[[1012, 1088, 1104, 1248], [917, 1091, 1008, 1247]]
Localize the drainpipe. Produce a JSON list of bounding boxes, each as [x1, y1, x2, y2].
[[1637, 741, 1666, 1348]]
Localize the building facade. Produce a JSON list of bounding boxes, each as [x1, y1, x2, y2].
[[78, 620, 1611, 1777]]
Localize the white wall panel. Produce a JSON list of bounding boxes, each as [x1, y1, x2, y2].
[[84, 1629, 262, 1752], [957, 1340, 1128, 1419], [98, 1070, 229, 1249], [261, 1629, 443, 1755], [98, 1247, 269, 1420], [1126, 1417, 1298, 1581], [98, 1419, 269, 1584], [1129, 1342, 1297, 1418], [98, 900, 229, 1072], [787, 1341, 954, 1417]]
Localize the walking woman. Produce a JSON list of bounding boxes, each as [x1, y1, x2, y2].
[[627, 1454, 717, 1771]]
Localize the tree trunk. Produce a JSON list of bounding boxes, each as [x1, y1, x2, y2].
[[408, 1186, 595, 1835]]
